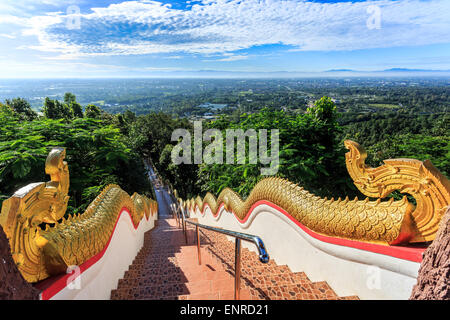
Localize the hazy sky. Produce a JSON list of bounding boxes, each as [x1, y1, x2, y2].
[[0, 0, 449, 77]]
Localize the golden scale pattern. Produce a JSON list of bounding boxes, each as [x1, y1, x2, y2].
[[0, 148, 157, 283], [181, 140, 450, 246], [41, 185, 154, 267], [1, 139, 449, 283]]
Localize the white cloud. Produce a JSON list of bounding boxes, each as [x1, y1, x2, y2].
[[0, 33, 16, 39], [0, 14, 28, 25], [204, 53, 249, 61], [0, 59, 126, 77], [163, 55, 183, 59], [9, 0, 450, 57], [216, 55, 248, 62]]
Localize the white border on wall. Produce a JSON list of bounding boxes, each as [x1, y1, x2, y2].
[[45, 210, 156, 300], [186, 204, 420, 300]]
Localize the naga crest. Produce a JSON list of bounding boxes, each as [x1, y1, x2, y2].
[[0, 148, 70, 280], [344, 140, 450, 243], [0, 148, 69, 231]]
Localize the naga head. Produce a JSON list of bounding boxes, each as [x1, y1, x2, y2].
[[344, 139, 450, 243], [41, 147, 70, 224], [0, 147, 70, 230], [0, 148, 71, 282], [1, 148, 157, 283]]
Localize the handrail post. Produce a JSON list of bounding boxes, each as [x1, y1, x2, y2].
[[183, 217, 269, 300], [181, 208, 188, 244], [177, 208, 180, 227], [196, 225, 201, 265], [171, 204, 176, 222], [234, 238, 241, 300]]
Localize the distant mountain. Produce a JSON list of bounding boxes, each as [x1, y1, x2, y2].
[[384, 68, 425, 72], [382, 68, 447, 72], [324, 68, 450, 73], [324, 69, 356, 72], [3, 67, 449, 80]]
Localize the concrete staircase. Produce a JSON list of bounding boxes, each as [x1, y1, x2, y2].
[[110, 218, 358, 300]]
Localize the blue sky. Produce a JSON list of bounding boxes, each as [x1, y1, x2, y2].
[[0, 0, 449, 77]]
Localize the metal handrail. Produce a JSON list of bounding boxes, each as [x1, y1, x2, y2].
[[176, 203, 270, 300], [185, 219, 270, 263]]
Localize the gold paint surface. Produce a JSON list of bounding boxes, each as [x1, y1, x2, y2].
[[180, 140, 449, 246], [0, 149, 157, 283], [2, 139, 449, 282], [344, 140, 450, 242]]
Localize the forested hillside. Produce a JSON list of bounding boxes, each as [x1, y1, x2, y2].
[[1, 92, 448, 216], [0, 95, 152, 215]]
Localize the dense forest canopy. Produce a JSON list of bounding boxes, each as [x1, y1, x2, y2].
[[0, 97, 152, 216], [1, 78, 448, 116], [0, 79, 448, 216]]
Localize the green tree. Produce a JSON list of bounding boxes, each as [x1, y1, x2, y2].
[[198, 97, 355, 199], [127, 112, 198, 198], [42, 97, 57, 119], [367, 134, 449, 177], [64, 92, 76, 105], [0, 109, 151, 214], [63, 92, 83, 118], [71, 102, 84, 118], [123, 110, 136, 123], [58, 100, 73, 119], [85, 104, 101, 119], [42, 97, 73, 119], [307, 96, 337, 123], [5, 97, 37, 121]]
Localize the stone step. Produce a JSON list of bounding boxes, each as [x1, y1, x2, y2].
[[122, 267, 183, 279], [117, 273, 188, 288], [240, 271, 311, 290], [128, 261, 179, 269], [246, 281, 351, 300], [337, 295, 360, 300], [249, 283, 327, 300], [132, 283, 190, 299], [310, 281, 340, 299], [133, 253, 178, 260], [199, 228, 350, 300], [111, 283, 189, 300], [206, 252, 291, 276], [206, 247, 278, 268], [112, 217, 358, 300]]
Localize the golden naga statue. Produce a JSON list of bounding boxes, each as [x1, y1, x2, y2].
[[0, 148, 157, 283], [182, 140, 450, 246]]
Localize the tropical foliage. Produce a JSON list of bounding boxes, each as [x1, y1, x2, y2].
[[197, 97, 356, 198], [0, 96, 151, 216], [1, 91, 448, 214]]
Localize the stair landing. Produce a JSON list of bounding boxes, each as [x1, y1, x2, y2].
[[110, 218, 358, 300]]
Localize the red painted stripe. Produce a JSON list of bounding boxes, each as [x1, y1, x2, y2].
[[193, 200, 425, 263], [36, 207, 150, 300]]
